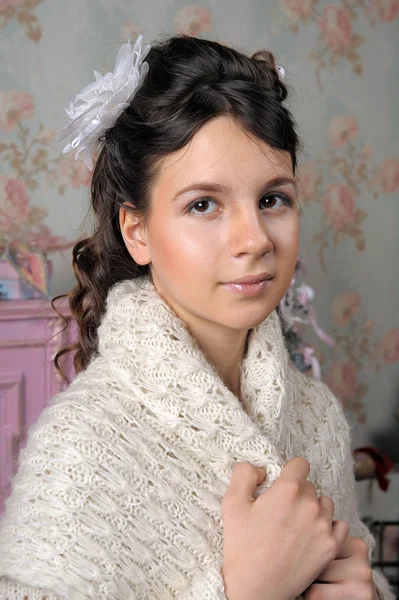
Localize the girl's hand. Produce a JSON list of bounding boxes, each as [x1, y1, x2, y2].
[[303, 534, 379, 600], [221, 458, 349, 600]]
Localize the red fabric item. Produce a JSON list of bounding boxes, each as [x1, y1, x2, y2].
[[353, 446, 395, 491]]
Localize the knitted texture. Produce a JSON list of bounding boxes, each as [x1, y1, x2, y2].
[[0, 276, 395, 600]]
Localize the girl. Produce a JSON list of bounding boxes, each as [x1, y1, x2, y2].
[[0, 34, 395, 600]]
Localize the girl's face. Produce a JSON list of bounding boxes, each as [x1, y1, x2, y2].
[[122, 116, 299, 333]]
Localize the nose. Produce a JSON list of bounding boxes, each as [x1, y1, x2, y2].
[[227, 206, 273, 258]]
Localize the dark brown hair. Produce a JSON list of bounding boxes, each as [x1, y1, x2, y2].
[[53, 34, 302, 382]]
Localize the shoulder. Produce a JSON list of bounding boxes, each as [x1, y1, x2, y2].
[[13, 357, 120, 466], [0, 353, 145, 528], [285, 364, 354, 496], [1, 357, 118, 511], [0, 356, 151, 596], [6, 354, 147, 494], [287, 363, 352, 444]]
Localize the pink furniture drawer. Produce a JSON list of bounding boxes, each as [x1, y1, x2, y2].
[[0, 298, 76, 513]]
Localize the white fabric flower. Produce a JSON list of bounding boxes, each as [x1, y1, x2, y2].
[[58, 35, 151, 171], [276, 65, 285, 80]]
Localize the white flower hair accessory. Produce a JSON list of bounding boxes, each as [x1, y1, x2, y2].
[[276, 65, 285, 80], [58, 34, 151, 171]]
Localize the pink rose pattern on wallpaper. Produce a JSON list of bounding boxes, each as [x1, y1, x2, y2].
[[279, 0, 399, 91], [121, 6, 212, 41], [121, 21, 140, 42], [0, 0, 44, 42], [297, 115, 399, 269], [0, 91, 90, 257], [174, 5, 212, 36], [315, 291, 399, 423]]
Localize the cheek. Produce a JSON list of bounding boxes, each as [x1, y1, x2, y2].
[[274, 219, 299, 277], [149, 218, 220, 276], [287, 227, 300, 256], [274, 216, 299, 253]]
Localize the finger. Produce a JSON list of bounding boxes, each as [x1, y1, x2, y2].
[[301, 480, 320, 501], [331, 520, 350, 554], [335, 534, 369, 560], [318, 495, 335, 523], [223, 462, 266, 508], [304, 582, 352, 599], [278, 457, 311, 483], [314, 556, 355, 583]]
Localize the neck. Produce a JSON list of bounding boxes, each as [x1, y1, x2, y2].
[[187, 321, 250, 401], [152, 278, 250, 400]]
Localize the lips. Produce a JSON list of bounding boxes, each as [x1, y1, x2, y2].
[[225, 273, 273, 285]]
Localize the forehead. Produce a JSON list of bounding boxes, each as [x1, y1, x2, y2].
[[153, 116, 293, 191]]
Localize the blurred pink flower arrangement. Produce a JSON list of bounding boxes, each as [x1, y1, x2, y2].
[[0, 174, 77, 297], [280, 268, 399, 424], [279, 257, 335, 380]]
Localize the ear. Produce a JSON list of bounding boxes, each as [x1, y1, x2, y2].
[[119, 204, 151, 266]]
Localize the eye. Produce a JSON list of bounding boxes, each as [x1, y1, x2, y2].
[[186, 198, 218, 215], [186, 193, 293, 216], [260, 193, 292, 210]]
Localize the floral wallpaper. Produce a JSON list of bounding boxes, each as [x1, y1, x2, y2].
[[277, 0, 399, 90], [0, 91, 89, 256], [0, 1, 398, 451], [0, 0, 44, 42]]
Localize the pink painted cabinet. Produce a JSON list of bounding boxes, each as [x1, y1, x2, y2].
[[0, 299, 76, 513]]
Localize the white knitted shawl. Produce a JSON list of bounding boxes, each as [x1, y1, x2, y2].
[[0, 276, 395, 600]]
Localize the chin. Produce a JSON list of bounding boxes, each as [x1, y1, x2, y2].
[[220, 304, 278, 331]]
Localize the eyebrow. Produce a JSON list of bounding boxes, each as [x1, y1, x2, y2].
[[172, 176, 298, 201]]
